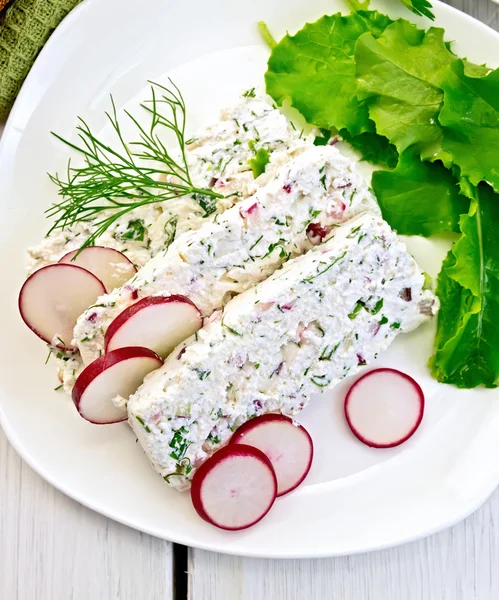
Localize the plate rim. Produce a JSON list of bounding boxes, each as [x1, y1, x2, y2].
[[1, 0, 499, 558]]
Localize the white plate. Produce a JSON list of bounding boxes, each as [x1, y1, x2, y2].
[[1, 0, 499, 558]]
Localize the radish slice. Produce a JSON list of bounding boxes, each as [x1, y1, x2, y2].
[[59, 246, 137, 292], [19, 264, 106, 350], [72, 346, 162, 424], [230, 414, 313, 496], [104, 295, 203, 359], [191, 444, 277, 530], [344, 368, 424, 448]]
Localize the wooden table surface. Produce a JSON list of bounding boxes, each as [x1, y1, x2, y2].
[[1, 1, 498, 598]]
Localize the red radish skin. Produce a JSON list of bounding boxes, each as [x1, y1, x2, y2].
[[344, 368, 425, 449], [231, 414, 313, 496], [306, 223, 330, 246], [104, 295, 203, 359], [72, 346, 162, 424], [59, 246, 137, 292], [19, 264, 106, 350], [191, 444, 277, 531]]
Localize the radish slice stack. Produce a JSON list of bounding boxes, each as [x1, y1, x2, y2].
[[19, 264, 106, 350], [72, 346, 162, 424], [191, 444, 277, 530], [104, 295, 203, 359], [59, 246, 137, 292], [230, 414, 313, 496], [344, 368, 425, 448], [19, 247, 137, 348], [190, 415, 314, 530]]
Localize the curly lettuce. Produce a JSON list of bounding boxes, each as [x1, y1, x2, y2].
[[439, 61, 499, 194], [430, 182, 499, 388], [355, 22, 452, 154], [372, 148, 468, 236], [265, 11, 393, 136]]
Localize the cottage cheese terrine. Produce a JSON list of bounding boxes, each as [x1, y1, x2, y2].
[[127, 213, 438, 490], [74, 145, 380, 366], [26, 92, 311, 274]]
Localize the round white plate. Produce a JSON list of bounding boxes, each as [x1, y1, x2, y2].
[[1, 0, 499, 558]]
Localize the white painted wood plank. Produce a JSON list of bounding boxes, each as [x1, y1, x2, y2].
[[188, 488, 499, 600], [0, 427, 174, 599], [444, 0, 499, 29], [189, 2, 499, 599], [0, 120, 174, 599]]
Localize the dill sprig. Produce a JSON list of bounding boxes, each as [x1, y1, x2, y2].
[[47, 79, 223, 251]]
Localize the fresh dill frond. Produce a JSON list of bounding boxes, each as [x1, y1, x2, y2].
[[47, 79, 223, 253]]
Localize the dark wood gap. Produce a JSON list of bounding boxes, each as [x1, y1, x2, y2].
[[173, 543, 189, 600]]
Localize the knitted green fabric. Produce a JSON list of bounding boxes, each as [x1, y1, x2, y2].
[[0, 0, 81, 118]]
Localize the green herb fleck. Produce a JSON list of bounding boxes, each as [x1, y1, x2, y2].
[[371, 299, 384, 315], [250, 235, 263, 251], [319, 342, 340, 361], [207, 432, 221, 445], [264, 242, 288, 260], [348, 300, 365, 319], [212, 408, 223, 420], [169, 426, 190, 461], [163, 457, 192, 482], [311, 374, 331, 387], [192, 192, 217, 216], [346, 225, 362, 239], [195, 368, 211, 381], [164, 216, 177, 248], [121, 219, 146, 241], [249, 147, 271, 178], [222, 319, 242, 336], [313, 129, 332, 146], [302, 251, 346, 283], [136, 415, 151, 433]]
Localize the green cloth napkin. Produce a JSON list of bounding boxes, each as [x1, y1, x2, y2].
[[0, 0, 81, 118]]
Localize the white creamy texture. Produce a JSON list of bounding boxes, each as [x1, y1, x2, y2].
[[56, 354, 83, 393], [127, 213, 438, 490], [26, 93, 311, 275], [74, 145, 380, 365]]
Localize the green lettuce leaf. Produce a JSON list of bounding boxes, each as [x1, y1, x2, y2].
[[265, 11, 393, 136], [344, 0, 370, 10], [355, 21, 455, 154], [342, 130, 398, 168], [439, 60, 499, 194], [430, 182, 499, 388], [258, 21, 277, 50], [372, 148, 468, 235]]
